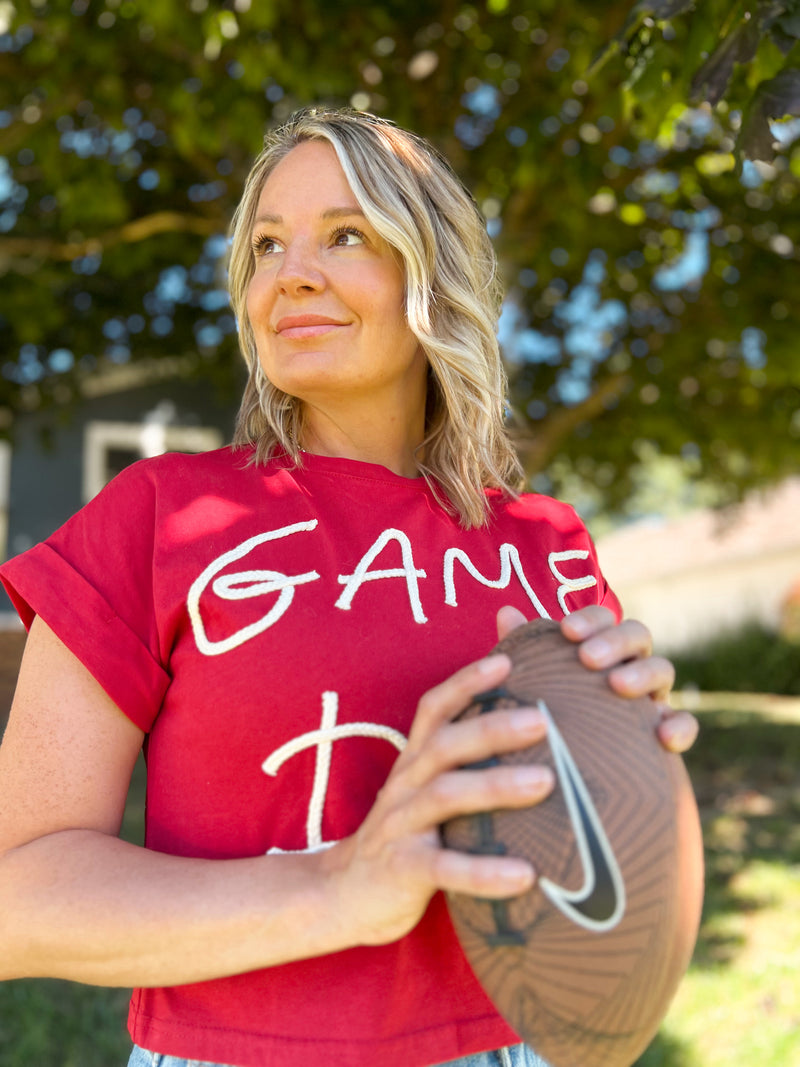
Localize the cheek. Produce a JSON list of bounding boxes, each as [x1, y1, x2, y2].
[[244, 280, 276, 371], [245, 272, 272, 327], [361, 274, 408, 329]]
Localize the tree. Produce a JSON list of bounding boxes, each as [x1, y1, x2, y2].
[[1, 0, 798, 516], [593, 0, 800, 162]]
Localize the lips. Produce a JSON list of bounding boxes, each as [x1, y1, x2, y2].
[[274, 314, 348, 339]]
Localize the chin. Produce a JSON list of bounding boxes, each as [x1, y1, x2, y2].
[[260, 353, 343, 391]]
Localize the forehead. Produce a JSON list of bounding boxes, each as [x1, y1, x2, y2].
[[256, 140, 359, 217]]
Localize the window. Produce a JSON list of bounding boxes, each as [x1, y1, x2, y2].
[[83, 419, 224, 502]]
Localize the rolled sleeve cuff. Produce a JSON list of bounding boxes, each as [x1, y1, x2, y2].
[[0, 543, 169, 732]]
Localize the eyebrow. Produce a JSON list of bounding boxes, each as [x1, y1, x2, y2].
[[252, 206, 367, 227]]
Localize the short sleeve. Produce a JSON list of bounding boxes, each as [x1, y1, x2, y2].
[[0, 462, 171, 731], [578, 512, 622, 621], [556, 503, 623, 622], [597, 575, 623, 621]]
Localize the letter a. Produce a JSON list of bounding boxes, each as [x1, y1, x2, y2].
[[335, 528, 428, 623]]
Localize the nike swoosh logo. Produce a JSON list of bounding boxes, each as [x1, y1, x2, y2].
[[536, 699, 627, 932]]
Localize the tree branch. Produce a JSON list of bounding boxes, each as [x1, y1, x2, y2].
[[0, 211, 222, 266], [512, 373, 632, 474]]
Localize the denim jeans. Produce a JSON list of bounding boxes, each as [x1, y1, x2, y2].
[[127, 1041, 550, 1067]]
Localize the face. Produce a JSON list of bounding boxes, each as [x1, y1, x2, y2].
[[245, 140, 427, 422]]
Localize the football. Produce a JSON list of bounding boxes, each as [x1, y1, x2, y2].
[[441, 618, 704, 1067]]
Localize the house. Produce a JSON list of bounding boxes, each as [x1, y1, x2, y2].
[[595, 479, 800, 653], [0, 359, 239, 619]]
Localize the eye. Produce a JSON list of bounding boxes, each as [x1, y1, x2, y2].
[[252, 233, 283, 257], [330, 225, 366, 247]]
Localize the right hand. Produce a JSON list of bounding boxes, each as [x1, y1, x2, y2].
[[320, 650, 554, 947]]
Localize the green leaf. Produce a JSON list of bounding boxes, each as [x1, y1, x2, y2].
[[1, 0, 799, 513], [738, 65, 800, 158], [588, 0, 697, 77], [690, 17, 761, 104]]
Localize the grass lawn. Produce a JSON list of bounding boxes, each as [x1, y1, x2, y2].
[[635, 707, 800, 1067], [1, 709, 798, 1066], [646, 626, 800, 1066]]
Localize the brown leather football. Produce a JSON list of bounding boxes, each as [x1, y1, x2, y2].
[[441, 618, 704, 1067]]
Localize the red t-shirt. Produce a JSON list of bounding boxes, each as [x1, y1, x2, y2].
[[0, 447, 620, 1067]]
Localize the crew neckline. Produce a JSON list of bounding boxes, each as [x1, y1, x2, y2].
[[274, 448, 431, 488]]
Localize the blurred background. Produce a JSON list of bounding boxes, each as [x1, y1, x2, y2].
[[0, 1, 798, 1064]]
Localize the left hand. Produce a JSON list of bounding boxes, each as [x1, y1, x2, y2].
[[497, 604, 698, 754]]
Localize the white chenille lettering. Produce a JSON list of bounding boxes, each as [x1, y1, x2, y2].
[[443, 543, 551, 618], [335, 528, 428, 623], [262, 691, 407, 855], [548, 550, 598, 614], [187, 520, 321, 656]]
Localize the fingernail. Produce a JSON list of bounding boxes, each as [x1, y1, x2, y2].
[[665, 718, 696, 751], [614, 662, 644, 688], [478, 653, 509, 674], [512, 765, 554, 789], [511, 708, 546, 733], [582, 637, 611, 664], [498, 859, 535, 886], [565, 614, 592, 637]]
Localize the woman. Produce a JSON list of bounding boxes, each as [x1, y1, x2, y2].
[[0, 108, 693, 1067]]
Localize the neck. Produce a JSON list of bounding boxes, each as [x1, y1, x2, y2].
[[298, 405, 424, 478]]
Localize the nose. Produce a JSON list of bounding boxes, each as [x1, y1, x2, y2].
[[275, 238, 325, 296]]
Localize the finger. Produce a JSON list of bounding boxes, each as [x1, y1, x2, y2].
[[421, 761, 555, 827], [432, 847, 536, 898], [399, 705, 548, 792], [607, 655, 675, 701], [365, 757, 552, 882], [559, 605, 617, 642], [655, 707, 699, 753], [406, 652, 512, 749], [576, 618, 654, 670], [496, 605, 528, 641]]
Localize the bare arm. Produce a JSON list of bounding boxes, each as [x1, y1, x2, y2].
[[0, 617, 550, 987], [0, 606, 693, 989]]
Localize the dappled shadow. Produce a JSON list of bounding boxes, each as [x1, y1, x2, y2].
[[682, 713, 800, 969]]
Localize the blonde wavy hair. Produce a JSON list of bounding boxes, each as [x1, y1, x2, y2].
[[228, 106, 522, 527]]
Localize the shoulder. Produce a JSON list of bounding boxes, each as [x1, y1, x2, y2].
[[486, 488, 588, 534], [94, 445, 255, 502], [117, 444, 250, 482], [32, 447, 257, 547]]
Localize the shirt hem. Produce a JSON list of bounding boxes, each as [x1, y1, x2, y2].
[[128, 1002, 519, 1067]]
